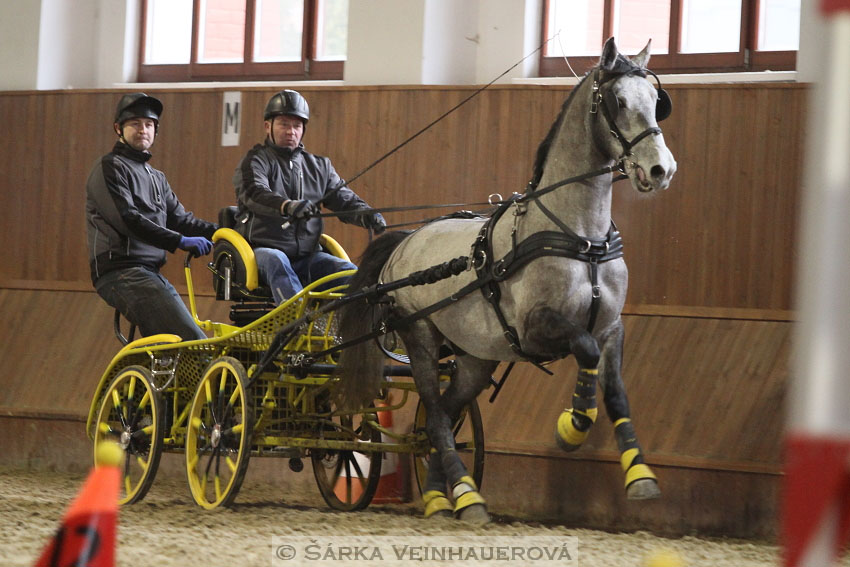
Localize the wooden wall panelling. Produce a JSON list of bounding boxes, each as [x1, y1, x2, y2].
[[478, 314, 789, 469], [0, 84, 806, 314], [613, 84, 806, 311]]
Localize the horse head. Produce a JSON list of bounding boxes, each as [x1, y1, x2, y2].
[[592, 37, 677, 193]]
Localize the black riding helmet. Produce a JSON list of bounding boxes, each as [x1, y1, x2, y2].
[[114, 92, 163, 134], [264, 89, 309, 122]]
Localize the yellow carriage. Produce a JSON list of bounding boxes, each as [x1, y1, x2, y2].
[[85, 219, 484, 511]]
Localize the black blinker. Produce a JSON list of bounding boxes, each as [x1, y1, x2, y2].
[[656, 87, 672, 122]]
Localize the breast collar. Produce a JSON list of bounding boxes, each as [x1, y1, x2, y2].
[[470, 195, 624, 363]]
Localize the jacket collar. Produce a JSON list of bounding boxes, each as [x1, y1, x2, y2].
[[113, 141, 152, 163], [265, 139, 304, 160]]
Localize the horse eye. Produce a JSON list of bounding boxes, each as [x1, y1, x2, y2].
[[617, 97, 626, 109]]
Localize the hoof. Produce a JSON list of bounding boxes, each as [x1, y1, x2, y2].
[[555, 409, 591, 453], [427, 509, 453, 519], [626, 478, 661, 500], [554, 430, 581, 452], [457, 503, 490, 525], [423, 490, 454, 519]]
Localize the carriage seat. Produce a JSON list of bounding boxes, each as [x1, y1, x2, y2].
[[210, 206, 350, 326]]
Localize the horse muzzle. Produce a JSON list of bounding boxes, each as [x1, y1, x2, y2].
[[627, 152, 677, 193]]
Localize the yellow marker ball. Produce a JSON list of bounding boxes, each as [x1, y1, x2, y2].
[[644, 548, 685, 567], [95, 441, 124, 467]]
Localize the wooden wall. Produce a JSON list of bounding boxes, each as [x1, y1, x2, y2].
[[0, 83, 806, 538]]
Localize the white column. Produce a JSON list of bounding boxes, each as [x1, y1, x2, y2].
[[345, 0, 427, 85], [0, 2, 42, 90]]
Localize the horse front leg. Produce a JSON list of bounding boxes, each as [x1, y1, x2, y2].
[[598, 321, 660, 500], [523, 306, 602, 452]]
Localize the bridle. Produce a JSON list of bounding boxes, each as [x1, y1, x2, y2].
[[590, 67, 671, 180]]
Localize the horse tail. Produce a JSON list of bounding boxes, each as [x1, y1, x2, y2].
[[334, 230, 410, 411]]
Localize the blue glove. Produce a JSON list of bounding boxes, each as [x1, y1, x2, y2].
[[360, 210, 387, 234], [178, 236, 213, 257]]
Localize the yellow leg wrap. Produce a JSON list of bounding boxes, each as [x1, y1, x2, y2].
[[556, 409, 597, 447], [423, 490, 453, 518], [620, 448, 640, 472], [454, 490, 486, 512], [624, 463, 657, 489]]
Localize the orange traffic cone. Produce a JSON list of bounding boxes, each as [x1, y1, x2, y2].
[[34, 442, 122, 567], [333, 449, 370, 503], [371, 399, 408, 504]]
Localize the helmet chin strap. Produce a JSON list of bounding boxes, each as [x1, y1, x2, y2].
[[115, 123, 156, 149]]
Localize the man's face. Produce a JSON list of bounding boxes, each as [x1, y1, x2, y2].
[[266, 114, 304, 149], [117, 117, 156, 152]]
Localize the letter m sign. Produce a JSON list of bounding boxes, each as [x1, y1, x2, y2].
[[221, 91, 241, 146]]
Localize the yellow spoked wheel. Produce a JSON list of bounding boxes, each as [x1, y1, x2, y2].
[[94, 365, 164, 505], [311, 405, 382, 511], [185, 357, 254, 509], [413, 399, 485, 495]]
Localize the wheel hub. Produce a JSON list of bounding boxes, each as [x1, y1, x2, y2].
[[120, 430, 131, 449], [211, 424, 222, 448]]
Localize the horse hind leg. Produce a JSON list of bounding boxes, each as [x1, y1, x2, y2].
[[429, 355, 495, 524], [523, 305, 602, 453], [421, 448, 453, 518]]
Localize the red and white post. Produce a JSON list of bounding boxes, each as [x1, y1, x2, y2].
[[784, 1, 850, 565]]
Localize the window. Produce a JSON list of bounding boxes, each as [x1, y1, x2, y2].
[[540, 0, 799, 76], [140, 0, 348, 82]]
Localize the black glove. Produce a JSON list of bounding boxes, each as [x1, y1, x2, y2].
[[360, 210, 387, 234], [282, 199, 318, 219], [178, 236, 213, 257]]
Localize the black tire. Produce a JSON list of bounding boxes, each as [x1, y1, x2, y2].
[[311, 404, 383, 511]]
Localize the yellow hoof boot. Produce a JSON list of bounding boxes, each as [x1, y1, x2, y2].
[[423, 490, 453, 518], [452, 476, 485, 514], [555, 409, 595, 452], [621, 449, 661, 500]]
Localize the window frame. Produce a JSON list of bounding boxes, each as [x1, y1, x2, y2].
[[138, 0, 344, 82], [539, 0, 797, 76]]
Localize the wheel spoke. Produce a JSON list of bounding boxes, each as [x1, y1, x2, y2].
[[348, 452, 366, 480]]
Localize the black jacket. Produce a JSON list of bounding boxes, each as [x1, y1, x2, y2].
[[86, 142, 216, 283], [233, 141, 370, 259]]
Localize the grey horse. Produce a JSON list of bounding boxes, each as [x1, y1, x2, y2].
[[336, 37, 677, 523]]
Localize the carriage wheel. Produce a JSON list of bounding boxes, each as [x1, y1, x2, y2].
[[311, 405, 383, 511], [94, 365, 164, 505], [185, 357, 254, 509], [413, 398, 485, 495]]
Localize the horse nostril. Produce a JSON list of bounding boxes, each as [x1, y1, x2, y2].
[[650, 165, 666, 179]]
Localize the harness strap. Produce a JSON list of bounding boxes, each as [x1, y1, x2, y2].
[[473, 217, 623, 362]]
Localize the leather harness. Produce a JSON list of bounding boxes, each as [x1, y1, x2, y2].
[[470, 193, 624, 363]]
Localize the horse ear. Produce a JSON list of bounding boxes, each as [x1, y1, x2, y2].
[[631, 39, 652, 68], [600, 37, 619, 70]]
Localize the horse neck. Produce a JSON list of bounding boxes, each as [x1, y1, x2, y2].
[[532, 78, 614, 239]]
